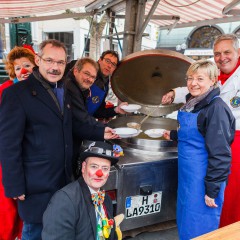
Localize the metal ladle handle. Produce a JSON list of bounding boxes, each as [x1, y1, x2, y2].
[[139, 107, 159, 125]]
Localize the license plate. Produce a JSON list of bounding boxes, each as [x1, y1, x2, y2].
[[125, 191, 162, 219]]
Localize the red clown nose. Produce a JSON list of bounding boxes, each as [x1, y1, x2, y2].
[[96, 169, 103, 177], [21, 68, 28, 74]]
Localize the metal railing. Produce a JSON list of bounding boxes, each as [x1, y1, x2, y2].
[[0, 61, 8, 84]]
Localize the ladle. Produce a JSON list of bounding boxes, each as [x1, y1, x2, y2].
[[127, 106, 159, 130]]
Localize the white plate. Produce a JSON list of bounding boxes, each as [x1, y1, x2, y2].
[[120, 104, 141, 113], [114, 127, 138, 138], [144, 129, 165, 138], [131, 130, 142, 137]]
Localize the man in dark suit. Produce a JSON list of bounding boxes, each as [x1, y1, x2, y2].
[[42, 141, 119, 240], [0, 40, 117, 240]]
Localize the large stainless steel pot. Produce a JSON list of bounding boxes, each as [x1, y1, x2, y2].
[[104, 49, 193, 231]]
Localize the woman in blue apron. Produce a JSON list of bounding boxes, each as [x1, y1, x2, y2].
[[164, 60, 235, 239]]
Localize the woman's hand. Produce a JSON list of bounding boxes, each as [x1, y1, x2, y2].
[[161, 90, 175, 104], [205, 195, 218, 208], [163, 130, 171, 140]]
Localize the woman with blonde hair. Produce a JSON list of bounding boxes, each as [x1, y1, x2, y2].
[[163, 60, 235, 239]]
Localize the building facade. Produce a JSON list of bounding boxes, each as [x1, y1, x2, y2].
[[157, 21, 240, 60], [3, 14, 158, 62]]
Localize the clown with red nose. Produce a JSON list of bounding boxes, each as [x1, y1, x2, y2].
[[80, 141, 119, 193], [96, 169, 104, 177], [42, 141, 123, 240], [9, 45, 36, 83], [0, 45, 36, 240], [14, 61, 35, 82]]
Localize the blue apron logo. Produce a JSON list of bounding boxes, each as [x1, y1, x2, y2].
[[92, 96, 100, 104], [230, 96, 240, 108]]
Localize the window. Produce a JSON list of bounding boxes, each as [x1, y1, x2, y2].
[[188, 26, 222, 48], [46, 32, 73, 62], [84, 36, 90, 57], [234, 27, 240, 40]]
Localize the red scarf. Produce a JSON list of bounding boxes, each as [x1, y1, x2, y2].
[[218, 58, 240, 85]]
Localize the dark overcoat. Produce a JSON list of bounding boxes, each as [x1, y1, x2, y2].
[[0, 73, 73, 223]]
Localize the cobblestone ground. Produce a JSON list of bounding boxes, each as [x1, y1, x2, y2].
[[123, 220, 179, 240], [124, 227, 179, 240]]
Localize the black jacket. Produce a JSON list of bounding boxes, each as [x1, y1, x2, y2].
[[170, 87, 235, 198], [66, 71, 105, 129], [66, 71, 105, 177], [65, 60, 116, 119], [42, 177, 116, 240]]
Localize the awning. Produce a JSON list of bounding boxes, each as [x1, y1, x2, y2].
[[146, 0, 240, 29], [0, 0, 94, 18], [0, 0, 240, 29]]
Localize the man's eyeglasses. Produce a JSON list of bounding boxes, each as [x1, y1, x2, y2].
[[82, 71, 96, 81], [185, 77, 205, 83], [103, 58, 117, 68], [38, 56, 66, 67]]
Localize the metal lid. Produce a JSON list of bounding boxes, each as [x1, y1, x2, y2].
[[111, 49, 194, 116]]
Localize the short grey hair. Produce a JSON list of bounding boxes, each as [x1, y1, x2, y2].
[[38, 39, 67, 60], [213, 34, 239, 52]]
